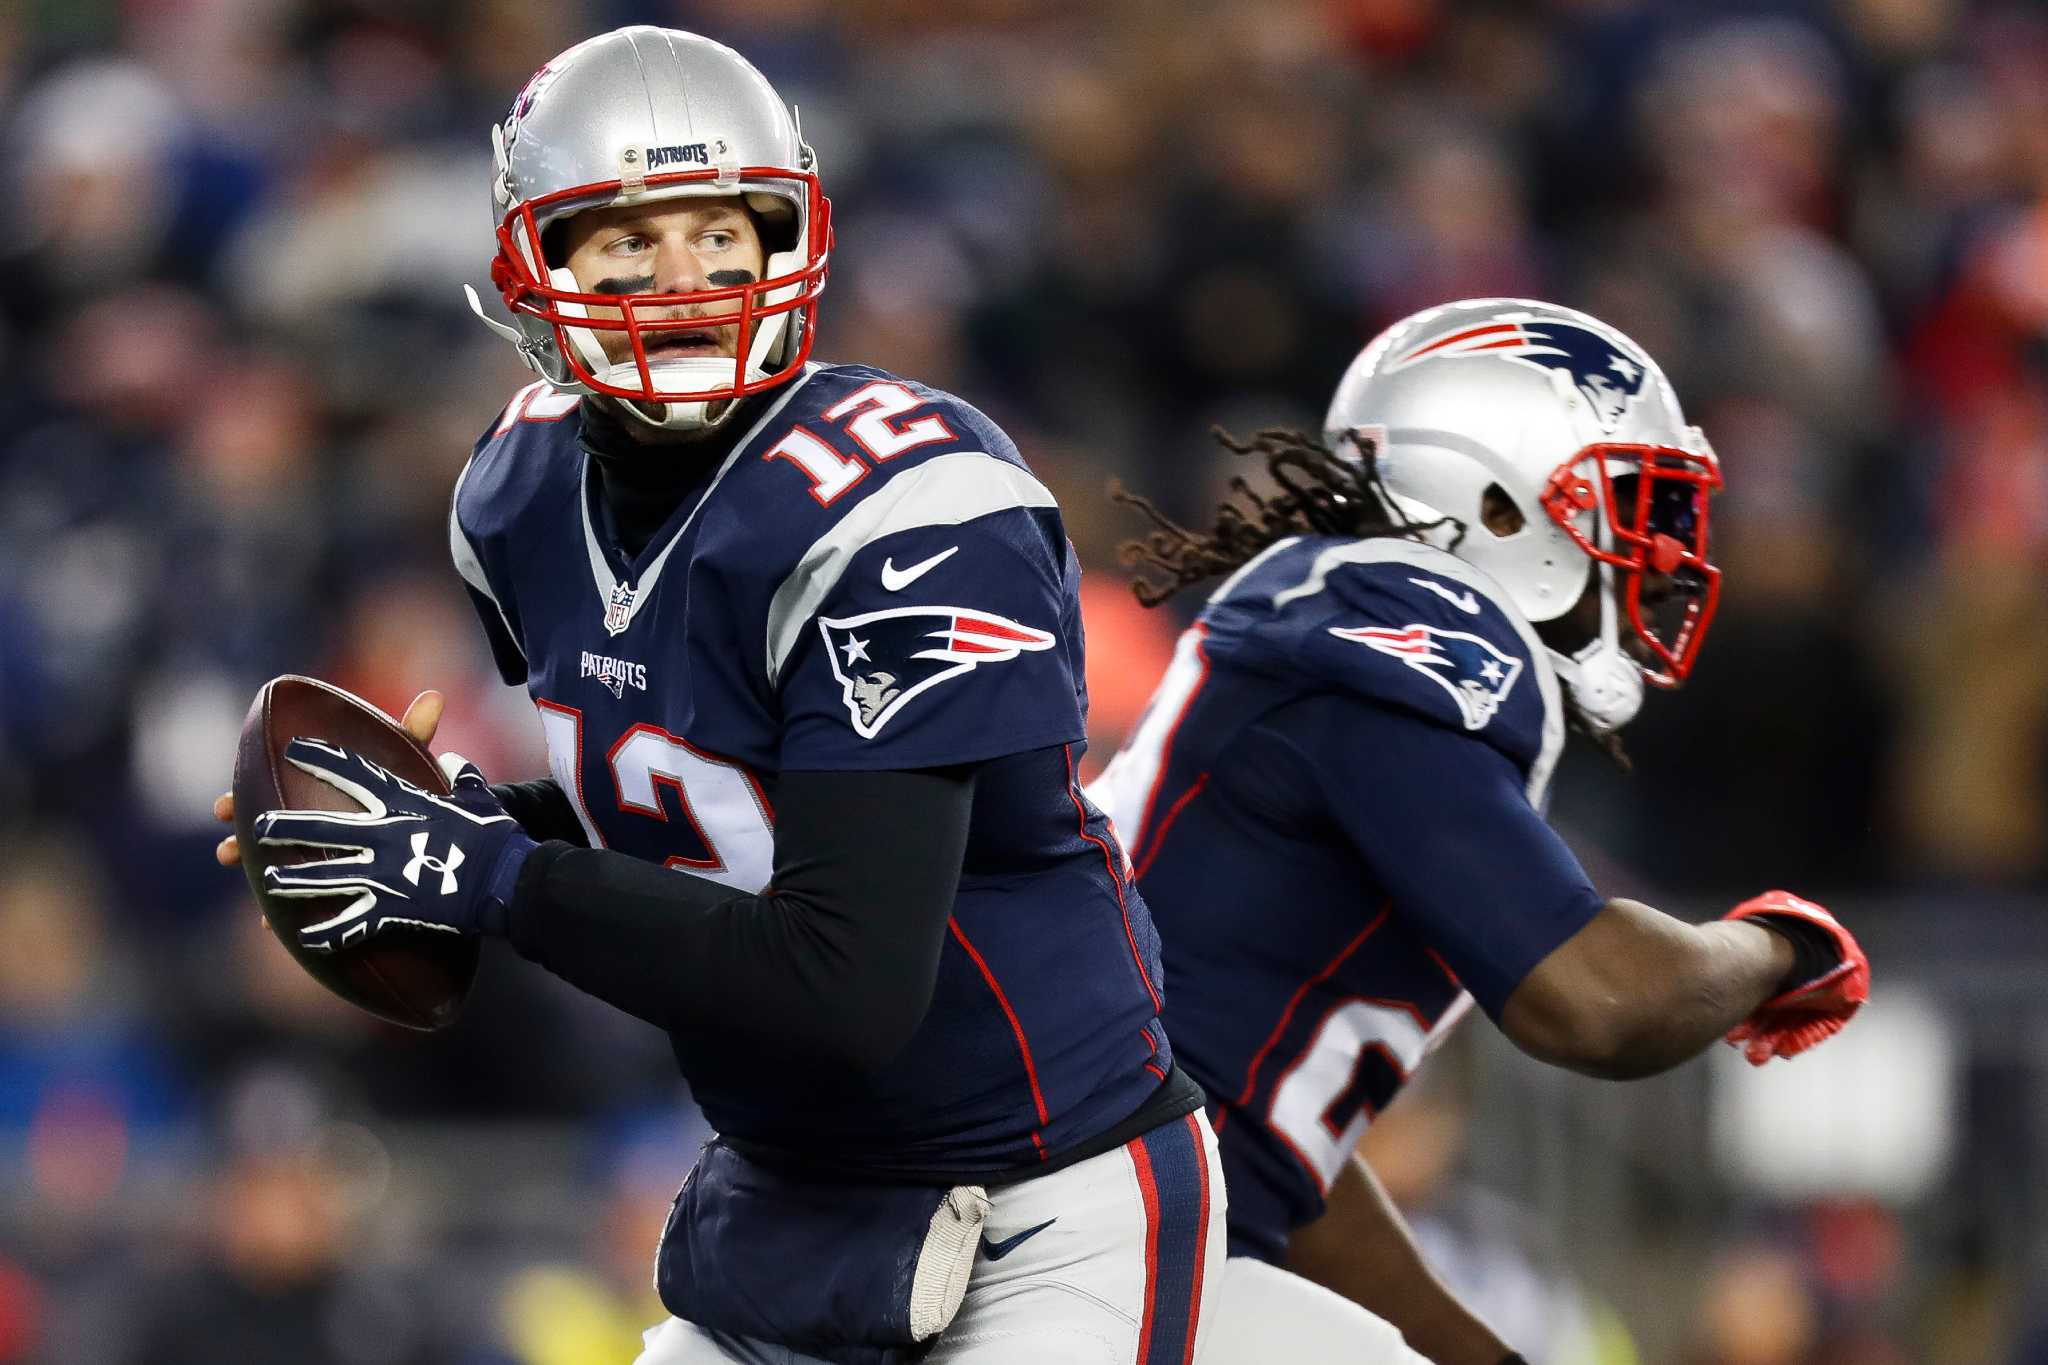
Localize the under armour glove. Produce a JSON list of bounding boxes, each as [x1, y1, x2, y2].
[[1721, 890, 1869, 1065], [255, 738, 536, 952]]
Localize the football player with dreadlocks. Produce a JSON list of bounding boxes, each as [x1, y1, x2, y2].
[[1088, 299, 1870, 1363], [215, 26, 1225, 1365]]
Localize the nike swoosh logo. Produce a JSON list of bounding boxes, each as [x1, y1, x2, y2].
[[881, 545, 960, 591], [1410, 576, 1480, 614], [981, 1218, 1056, 1262]]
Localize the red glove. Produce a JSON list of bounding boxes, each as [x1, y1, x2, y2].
[[1722, 890, 1869, 1065]]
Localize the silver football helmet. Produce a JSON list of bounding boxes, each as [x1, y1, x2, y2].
[[465, 27, 830, 432], [1325, 299, 1723, 733]]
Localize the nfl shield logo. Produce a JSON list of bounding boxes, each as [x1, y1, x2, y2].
[[604, 581, 636, 637]]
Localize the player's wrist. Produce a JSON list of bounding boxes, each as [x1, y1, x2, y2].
[[497, 837, 577, 955], [475, 827, 539, 938], [1723, 891, 1846, 998], [1742, 911, 1840, 996]]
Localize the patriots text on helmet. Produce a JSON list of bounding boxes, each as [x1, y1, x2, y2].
[[637, 143, 710, 169]]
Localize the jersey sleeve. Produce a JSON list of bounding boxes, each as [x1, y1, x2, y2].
[[449, 446, 530, 686], [1300, 562, 1541, 741], [771, 468, 1087, 771], [1215, 541, 1560, 786], [1278, 691, 1603, 1018]]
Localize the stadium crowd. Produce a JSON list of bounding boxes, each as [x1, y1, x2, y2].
[[1, 0, 2046, 1360]]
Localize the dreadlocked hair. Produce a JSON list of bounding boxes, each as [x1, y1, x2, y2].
[[1116, 427, 1642, 773], [1111, 426, 1461, 608]]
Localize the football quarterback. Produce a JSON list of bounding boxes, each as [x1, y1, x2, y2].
[[219, 27, 1223, 1365], [1089, 299, 1870, 1363]]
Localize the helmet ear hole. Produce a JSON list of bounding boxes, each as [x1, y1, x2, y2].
[[744, 193, 799, 252], [1480, 483, 1525, 537], [540, 220, 570, 269]]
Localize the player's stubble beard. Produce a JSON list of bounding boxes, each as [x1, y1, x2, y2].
[[592, 268, 762, 446]]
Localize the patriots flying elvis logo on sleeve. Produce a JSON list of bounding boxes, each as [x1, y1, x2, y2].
[[818, 606, 1056, 738], [1332, 623, 1523, 730]]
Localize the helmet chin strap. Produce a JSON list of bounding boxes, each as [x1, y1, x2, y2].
[[602, 355, 771, 431], [1548, 492, 1646, 736]]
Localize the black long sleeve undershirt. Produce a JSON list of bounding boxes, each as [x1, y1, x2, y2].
[[489, 778, 590, 847], [502, 765, 975, 1076]]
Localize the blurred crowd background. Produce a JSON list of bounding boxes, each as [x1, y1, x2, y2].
[[1, 0, 2045, 1360]]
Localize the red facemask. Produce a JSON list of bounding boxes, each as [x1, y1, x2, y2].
[[492, 164, 832, 409], [1539, 443, 1723, 687]]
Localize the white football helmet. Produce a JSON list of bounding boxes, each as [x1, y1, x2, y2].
[[1325, 299, 1723, 733], [466, 27, 830, 432]]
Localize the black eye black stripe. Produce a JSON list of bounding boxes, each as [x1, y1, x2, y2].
[[590, 269, 758, 296]]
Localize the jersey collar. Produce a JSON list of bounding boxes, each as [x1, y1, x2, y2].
[[577, 364, 820, 636]]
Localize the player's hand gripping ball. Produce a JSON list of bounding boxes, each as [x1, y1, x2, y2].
[[254, 739, 532, 944], [1721, 890, 1869, 1065], [232, 676, 512, 1030]]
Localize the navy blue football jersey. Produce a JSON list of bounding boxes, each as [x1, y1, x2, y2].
[[451, 365, 1170, 1177], [1089, 535, 1602, 1261]]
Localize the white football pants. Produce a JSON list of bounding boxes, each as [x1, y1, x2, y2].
[[635, 1112, 1227, 1365], [1195, 1257, 1430, 1364]]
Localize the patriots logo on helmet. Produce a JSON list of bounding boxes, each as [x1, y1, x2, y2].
[[509, 58, 560, 125], [819, 606, 1056, 739], [1393, 319, 1649, 431], [1332, 624, 1523, 730]]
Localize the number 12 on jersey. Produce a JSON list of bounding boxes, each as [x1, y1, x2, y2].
[[536, 700, 776, 891], [762, 381, 959, 507]]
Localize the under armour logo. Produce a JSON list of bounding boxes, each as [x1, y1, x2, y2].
[[403, 832, 465, 894]]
